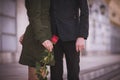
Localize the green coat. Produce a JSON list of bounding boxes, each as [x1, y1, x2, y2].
[[19, 0, 52, 67]]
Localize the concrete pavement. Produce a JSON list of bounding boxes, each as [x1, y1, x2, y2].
[[0, 54, 120, 80]]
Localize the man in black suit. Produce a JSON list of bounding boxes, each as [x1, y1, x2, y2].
[[50, 0, 89, 80]]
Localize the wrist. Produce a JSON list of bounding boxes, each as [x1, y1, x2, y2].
[[77, 37, 85, 40]]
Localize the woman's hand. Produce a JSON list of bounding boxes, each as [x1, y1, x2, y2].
[[42, 40, 53, 52], [19, 34, 24, 44]]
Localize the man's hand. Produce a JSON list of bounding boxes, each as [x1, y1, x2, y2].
[[76, 37, 85, 52], [42, 40, 53, 52]]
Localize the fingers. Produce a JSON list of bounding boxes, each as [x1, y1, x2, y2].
[[19, 34, 24, 44], [76, 44, 84, 52], [76, 37, 85, 52], [42, 40, 53, 52], [19, 37, 23, 44]]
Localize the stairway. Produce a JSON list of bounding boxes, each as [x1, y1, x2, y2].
[[80, 62, 120, 80]]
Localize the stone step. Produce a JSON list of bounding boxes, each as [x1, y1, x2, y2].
[[80, 62, 120, 80]]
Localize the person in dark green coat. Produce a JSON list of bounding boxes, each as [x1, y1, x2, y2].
[[19, 0, 53, 80]]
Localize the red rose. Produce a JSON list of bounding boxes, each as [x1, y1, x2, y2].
[[51, 35, 59, 44]]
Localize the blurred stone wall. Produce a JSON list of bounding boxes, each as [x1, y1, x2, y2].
[[0, 0, 28, 63], [0, 0, 17, 63], [86, 0, 120, 55]]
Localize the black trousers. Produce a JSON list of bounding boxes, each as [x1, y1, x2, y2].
[[50, 40, 80, 80]]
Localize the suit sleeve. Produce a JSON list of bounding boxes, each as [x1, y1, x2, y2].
[[26, 0, 51, 43], [78, 0, 89, 39]]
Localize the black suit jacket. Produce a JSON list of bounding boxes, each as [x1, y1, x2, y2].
[[50, 0, 89, 41]]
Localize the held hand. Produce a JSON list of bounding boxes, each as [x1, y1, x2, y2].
[[76, 37, 85, 52], [19, 34, 24, 44], [42, 40, 53, 52]]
